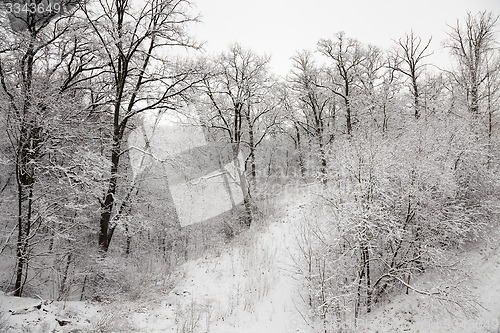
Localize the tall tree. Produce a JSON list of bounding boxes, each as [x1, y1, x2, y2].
[[389, 30, 432, 119], [485, 51, 500, 166], [318, 32, 365, 135], [279, 86, 308, 180], [0, 0, 100, 296], [81, 0, 203, 252], [358, 44, 386, 129], [201, 44, 275, 225], [446, 11, 499, 115], [288, 50, 334, 184], [242, 70, 281, 191]]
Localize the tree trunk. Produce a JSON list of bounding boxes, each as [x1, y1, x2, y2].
[[364, 245, 372, 313], [125, 222, 131, 256], [295, 124, 306, 180], [14, 182, 34, 297], [354, 262, 365, 320], [267, 154, 272, 177], [245, 112, 257, 191], [382, 103, 388, 133], [14, 36, 37, 298], [470, 82, 479, 114], [58, 253, 72, 301], [412, 77, 420, 119], [317, 125, 327, 185], [487, 71, 493, 168], [14, 124, 37, 297], [319, 142, 327, 185], [346, 98, 352, 135], [232, 141, 252, 227], [233, 105, 252, 227], [237, 159, 253, 227], [99, 134, 121, 252], [14, 185, 26, 297]]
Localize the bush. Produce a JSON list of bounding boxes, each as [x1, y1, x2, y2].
[[293, 117, 500, 331]]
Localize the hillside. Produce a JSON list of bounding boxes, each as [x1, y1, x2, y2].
[[1, 186, 500, 332]]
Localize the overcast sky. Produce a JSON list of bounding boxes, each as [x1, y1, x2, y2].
[[191, 0, 500, 76]]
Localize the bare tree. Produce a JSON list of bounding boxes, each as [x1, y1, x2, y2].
[[243, 78, 281, 191], [0, 1, 113, 296], [446, 11, 499, 115], [485, 51, 500, 166], [80, 0, 204, 251], [377, 61, 400, 133], [279, 86, 308, 180], [318, 32, 365, 135], [389, 30, 432, 119], [288, 50, 334, 184], [0, 0, 103, 296], [358, 44, 387, 129], [201, 44, 275, 225]]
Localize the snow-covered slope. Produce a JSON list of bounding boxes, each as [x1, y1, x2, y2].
[[355, 238, 500, 333], [1, 187, 499, 332], [0, 186, 314, 333], [168, 186, 314, 333]]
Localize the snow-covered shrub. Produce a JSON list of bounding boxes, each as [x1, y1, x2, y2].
[[90, 308, 132, 333], [294, 116, 500, 331]]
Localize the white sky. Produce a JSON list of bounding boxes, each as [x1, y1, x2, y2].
[[190, 0, 500, 76]]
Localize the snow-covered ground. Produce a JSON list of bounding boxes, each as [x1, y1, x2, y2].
[[1, 186, 500, 332], [355, 236, 500, 333], [0, 186, 314, 333], [148, 185, 315, 333]]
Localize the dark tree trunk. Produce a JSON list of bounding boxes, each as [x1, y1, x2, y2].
[[125, 222, 131, 256], [14, 36, 37, 298], [470, 84, 479, 114], [364, 245, 372, 313], [295, 124, 306, 180], [58, 253, 72, 300], [344, 82, 352, 136], [487, 72, 493, 168], [354, 261, 365, 320], [412, 78, 420, 119], [14, 185, 26, 297], [245, 112, 257, 191], [317, 123, 327, 185], [14, 121, 39, 297], [99, 133, 121, 252], [346, 99, 352, 135], [15, 180, 34, 297], [319, 142, 327, 185], [382, 103, 388, 133]]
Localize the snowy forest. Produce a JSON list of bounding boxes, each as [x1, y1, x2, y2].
[[1, 1, 500, 332]]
